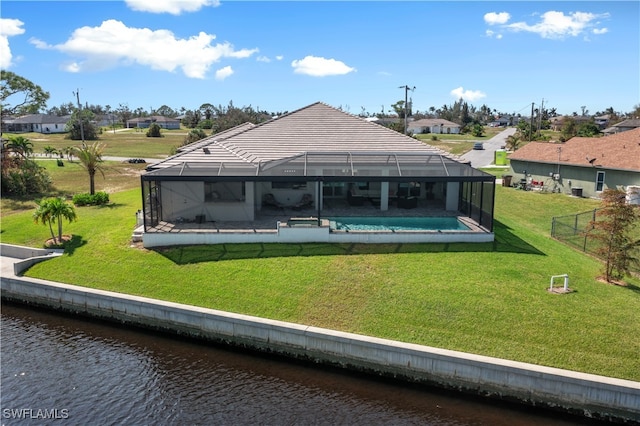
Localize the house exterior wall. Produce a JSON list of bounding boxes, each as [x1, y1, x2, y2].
[[34, 122, 67, 134], [161, 181, 255, 223], [509, 160, 640, 199]]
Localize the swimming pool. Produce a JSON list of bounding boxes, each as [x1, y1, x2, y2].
[[329, 216, 470, 231]]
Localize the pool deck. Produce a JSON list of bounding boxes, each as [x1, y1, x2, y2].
[[139, 198, 492, 247]]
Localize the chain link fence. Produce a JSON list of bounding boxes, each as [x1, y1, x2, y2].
[[551, 208, 640, 274]]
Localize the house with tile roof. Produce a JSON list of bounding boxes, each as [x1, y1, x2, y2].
[[407, 118, 461, 135], [2, 114, 71, 134], [139, 102, 495, 247], [602, 118, 640, 135], [508, 128, 640, 199], [126, 115, 180, 129]]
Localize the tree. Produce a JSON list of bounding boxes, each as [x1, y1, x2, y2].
[[1, 136, 51, 195], [0, 71, 50, 117], [505, 134, 521, 151], [471, 123, 485, 137], [72, 142, 106, 195], [183, 128, 207, 146], [146, 123, 162, 137], [4, 135, 33, 158], [66, 109, 98, 140], [587, 188, 640, 283], [576, 121, 601, 137], [33, 197, 77, 244], [43, 146, 58, 157], [155, 104, 177, 117], [560, 118, 578, 142]]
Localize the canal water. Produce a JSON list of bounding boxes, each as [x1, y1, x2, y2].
[[1, 303, 596, 425]]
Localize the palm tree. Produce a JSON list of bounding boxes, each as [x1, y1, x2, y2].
[[33, 197, 77, 244], [72, 142, 106, 195], [32, 199, 56, 242], [5, 135, 33, 159], [43, 145, 58, 157], [505, 134, 521, 151]]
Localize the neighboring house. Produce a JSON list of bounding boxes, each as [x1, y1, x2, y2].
[[407, 118, 461, 135], [2, 114, 70, 134], [602, 118, 640, 135], [548, 115, 593, 132], [140, 102, 496, 247], [126, 115, 181, 129], [593, 114, 610, 129], [489, 117, 511, 127], [94, 113, 119, 127], [508, 128, 640, 199]]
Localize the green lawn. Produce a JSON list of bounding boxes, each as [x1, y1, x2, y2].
[[1, 185, 639, 382], [4, 128, 186, 159]]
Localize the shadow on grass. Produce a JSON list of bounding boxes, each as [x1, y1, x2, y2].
[[154, 219, 544, 265], [62, 234, 87, 255]]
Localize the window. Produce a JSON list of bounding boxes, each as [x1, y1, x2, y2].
[[595, 171, 605, 192], [398, 182, 421, 197], [205, 182, 245, 202]]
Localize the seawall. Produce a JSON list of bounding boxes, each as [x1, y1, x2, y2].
[[1, 272, 639, 423]]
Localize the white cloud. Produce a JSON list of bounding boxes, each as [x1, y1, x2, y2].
[[0, 18, 25, 68], [125, 0, 220, 15], [291, 55, 355, 77], [506, 11, 610, 39], [256, 55, 270, 62], [450, 87, 486, 102], [215, 66, 233, 80], [593, 27, 608, 35], [275, 55, 284, 61], [31, 20, 258, 79], [484, 12, 511, 25]]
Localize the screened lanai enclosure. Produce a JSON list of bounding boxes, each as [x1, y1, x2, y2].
[[140, 151, 495, 246], [138, 102, 495, 247]]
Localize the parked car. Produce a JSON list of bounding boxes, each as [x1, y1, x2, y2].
[[473, 142, 484, 150]]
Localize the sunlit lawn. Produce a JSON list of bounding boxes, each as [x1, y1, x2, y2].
[[4, 128, 187, 159], [1, 183, 639, 381]]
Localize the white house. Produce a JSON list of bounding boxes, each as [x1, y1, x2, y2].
[[407, 118, 461, 135]]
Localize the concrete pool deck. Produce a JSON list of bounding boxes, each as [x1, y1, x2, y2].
[[1, 244, 639, 423]]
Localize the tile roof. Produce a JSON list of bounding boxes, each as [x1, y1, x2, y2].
[[149, 102, 463, 170], [12, 114, 70, 124], [508, 127, 640, 172]]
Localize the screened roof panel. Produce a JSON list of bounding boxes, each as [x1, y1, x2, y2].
[[143, 152, 493, 180]]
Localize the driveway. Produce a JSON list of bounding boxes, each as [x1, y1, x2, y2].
[[460, 127, 516, 168]]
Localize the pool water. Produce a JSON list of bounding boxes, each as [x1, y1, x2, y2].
[[329, 216, 470, 231]]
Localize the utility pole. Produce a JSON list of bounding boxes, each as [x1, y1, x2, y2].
[[73, 89, 85, 144], [538, 98, 544, 132], [529, 102, 535, 142], [399, 85, 415, 135]]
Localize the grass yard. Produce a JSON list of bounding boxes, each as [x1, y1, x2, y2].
[[1, 185, 639, 382], [4, 128, 186, 160]]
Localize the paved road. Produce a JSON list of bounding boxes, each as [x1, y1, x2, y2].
[[459, 127, 516, 168]]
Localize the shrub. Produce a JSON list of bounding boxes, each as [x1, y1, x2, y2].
[[72, 191, 110, 206], [146, 123, 162, 137]]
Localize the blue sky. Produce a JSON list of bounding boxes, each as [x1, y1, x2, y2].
[[1, 1, 638, 116]]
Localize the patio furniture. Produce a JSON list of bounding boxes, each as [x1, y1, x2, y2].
[[292, 193, 313, 210], [398, 196, 417, 209], [347, 189, 365, 206], [263, 193, 284, 209]]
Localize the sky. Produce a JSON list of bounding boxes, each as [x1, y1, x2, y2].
[[1, 0, 638, 117]]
